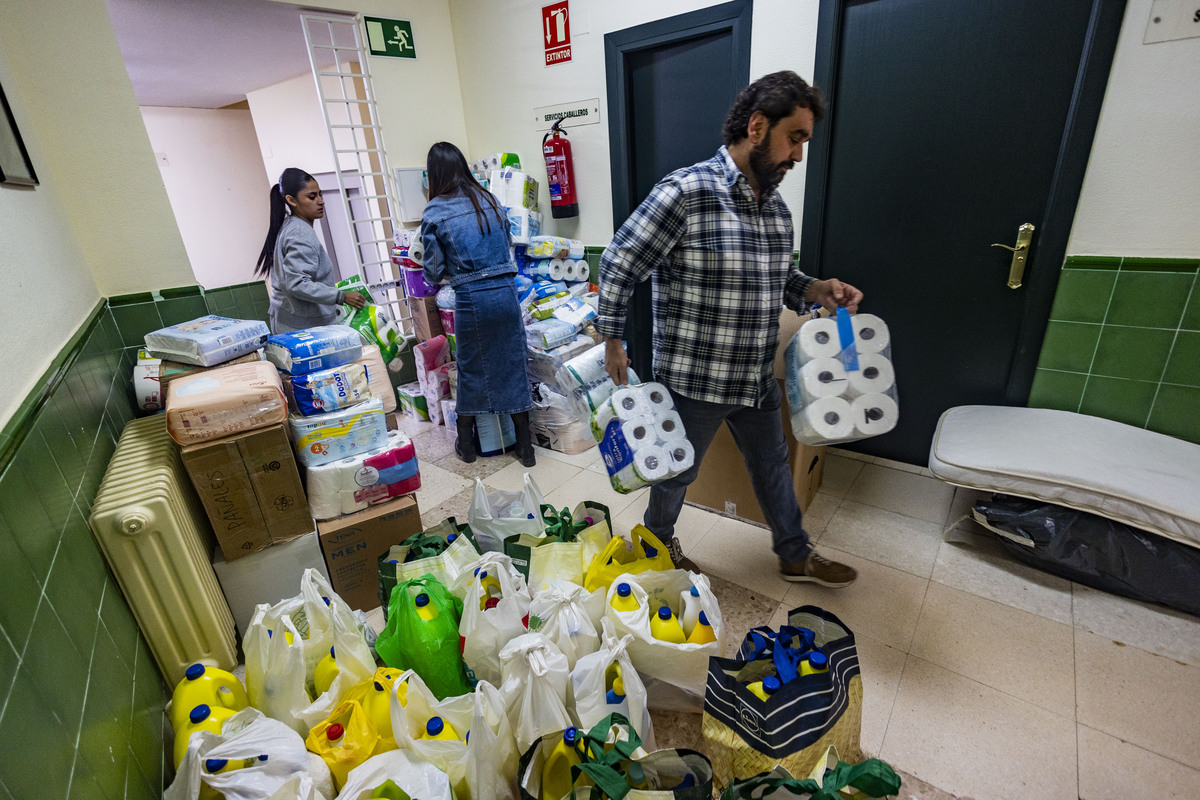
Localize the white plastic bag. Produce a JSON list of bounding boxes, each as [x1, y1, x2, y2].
[[497, 632, 575, 752], [332, 747, 453, 800], [570, 618, 656, 751], [605, 570, 723, 712], [468, 474, 545, 552], [165, 708, 334, 800], [528, 581, 601, 670], [388, 669, 474, 792], [454, 552, 533, 686], [464, 681, 520, 800]]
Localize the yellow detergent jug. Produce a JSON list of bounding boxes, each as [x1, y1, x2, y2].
[[198, 755, 264, 800], [800, 649, 829, 676], [541, 727, 586, 800], [686, 611, 717, 645], [174, 704, 238, 768], [649, 606, 686, 643], [421, 715, 462, 742], [414, 592, 438, 621], [314, 647, 340, 696], [610, 582, 640, 613], [746, 675, 781, 702], [170, 664, 249, 732], [478, 570, 503, 610]]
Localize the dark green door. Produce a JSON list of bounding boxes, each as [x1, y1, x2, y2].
[[802, 0, 1125, 465]]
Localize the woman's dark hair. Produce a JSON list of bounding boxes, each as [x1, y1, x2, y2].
[[255, 167, 315, 277], [425, 142, 501, 235], [722, 71, 826, 146]]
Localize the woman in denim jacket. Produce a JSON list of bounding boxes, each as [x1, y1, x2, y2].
[[421, 142, 535, 466]]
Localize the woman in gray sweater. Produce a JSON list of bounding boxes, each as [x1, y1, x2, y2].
[[256, 167, 365, 333]]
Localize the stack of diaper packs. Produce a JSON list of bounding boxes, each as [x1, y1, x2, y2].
[[305, 429, 420, 520], [590, 382, 694, 494], [144, 316, 270, 367], [783, 309, 899, 444], [554, 342, 641, 423]]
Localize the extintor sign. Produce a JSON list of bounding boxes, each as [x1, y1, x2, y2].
[[542, 1, 572, 66]]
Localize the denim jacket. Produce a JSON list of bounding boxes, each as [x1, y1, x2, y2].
[[421, 191, 516, 288]]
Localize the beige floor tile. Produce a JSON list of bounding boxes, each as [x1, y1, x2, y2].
[[535, 442, 602, 470], [688, 516, 795, 601], [845, 463, 955, 525], [930, 528, 1073, 625], [482, 457, 580, 495], [1078, 724, 1200, 800], [880, 657, 1077, 800], [855, 632, 907, 758], [541, 468, 645, 518], [431, 449, 513, 481], [410, 423, 458, 462], [1075, 629, 1200, 770], [818, 500, 943, 578], [413, 459, 473, 512], [1072, 584, 1200, 668], [611, 494, 721, 554], [910, 582, 1075, 718], [801, 491, 842, 541], [819, 454, 865, 497], [420, 486, 473, 530], [774, 547, 929, 652]]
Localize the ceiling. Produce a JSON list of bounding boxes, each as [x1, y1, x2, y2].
[[105, 0, 347, 109]]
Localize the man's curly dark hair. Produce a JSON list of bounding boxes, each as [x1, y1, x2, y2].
[[722, 71, 826, 146]]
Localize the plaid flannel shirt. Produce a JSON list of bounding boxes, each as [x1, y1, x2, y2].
[[596, 146, 815, 407]]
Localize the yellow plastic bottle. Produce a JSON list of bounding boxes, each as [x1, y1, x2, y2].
[[746, 675, 782, 702], [478, 569, 503, 610], [421, 715, 462, 742], [363, 680, 395, 737], [170, 663, 249, 731], [800, 650, 829, 676], [414, 592, 438, 621], [685, 611, 717, 645], [649, 606, 686, 643], [610, 582, 640, 613], [314, 647, 340, 696], [541, 726, 585, 800], [174, 704, 238, 768]]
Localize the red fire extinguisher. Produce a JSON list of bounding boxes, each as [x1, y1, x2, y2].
[[542, 118, 578, 219]]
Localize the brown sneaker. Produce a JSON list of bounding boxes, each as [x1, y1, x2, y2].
[[780, 552, 857, 587], [663, 537, 700, 573]]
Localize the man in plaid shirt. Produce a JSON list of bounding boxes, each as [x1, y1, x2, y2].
[[597, 71, 862, 587]]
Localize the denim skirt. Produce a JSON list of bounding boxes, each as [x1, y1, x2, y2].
[[453, 275, 532, 416]]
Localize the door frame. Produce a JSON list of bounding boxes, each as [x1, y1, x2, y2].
[[604, 0, 753, 378], [799, 0, 1126, 404]]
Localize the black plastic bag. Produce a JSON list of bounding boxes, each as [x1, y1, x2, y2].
[[973, 495, 1200, 618]]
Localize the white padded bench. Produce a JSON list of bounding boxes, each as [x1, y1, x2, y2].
[[928, 406, 1200, 550]]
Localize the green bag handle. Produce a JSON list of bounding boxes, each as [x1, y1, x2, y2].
[[540, 504, 588, 543], [400, 531, 450, 561], [719, 758, 901, 800], [571, 712, 645, 800]]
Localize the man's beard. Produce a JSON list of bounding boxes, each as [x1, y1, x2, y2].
[[748, 137, 791, 196]]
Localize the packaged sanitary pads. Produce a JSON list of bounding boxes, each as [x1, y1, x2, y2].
[[265, 325, 363, 375], [591, 382, 693, 494], [165, 361, 287, 445], [144, 316, 269, 367], [305, 429, 420, 520], [289, 396, 388, 467], [288, 362, 372, 416]]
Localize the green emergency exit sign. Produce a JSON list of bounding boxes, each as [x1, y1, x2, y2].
[[364, 17, 416, 59]]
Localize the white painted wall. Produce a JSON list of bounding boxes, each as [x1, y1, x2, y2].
[[140, 106, 270, 289], [1066, 0, 1200, 257], [247, 70, 339, 182]]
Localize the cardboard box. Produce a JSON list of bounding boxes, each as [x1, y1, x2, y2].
[[317, 494, 423, 611], [406, 295, 444, 342], [211, 528, 329, 636], [181, 424, 312, 561], [685, 378, 825, 525]]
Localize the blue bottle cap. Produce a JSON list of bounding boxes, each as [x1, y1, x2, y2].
[[415, 593, 430, 607], [447, 533, 458, 543], [617, 582, 632, 597], [763, 676, 782, 694], [374, 681, 384, 692], [185, 663, 205, 681], [657, 606, 673, 620], [427, 716, 444, 736], [329, 646, 335, 658], [267, 629, 273, 638], [189, 704, 211, 724], [322, 596, 331, 606], [697, 611, 709, 626], [643, 545, 657, 557], [205, 759, 227, 772], [387, 559, 399, 564], [563, 726, 579, 744], [258, 754, 268, 762], [479, 571, 488, 580], [808, 650, 828, 668], [474, 567, 481, 576], [465, 730, 470, 744], [689, 586, 700, 597]]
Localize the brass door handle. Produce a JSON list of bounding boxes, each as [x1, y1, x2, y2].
[[990, 223, 1035, 289]]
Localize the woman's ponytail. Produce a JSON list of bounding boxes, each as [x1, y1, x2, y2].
[[255, 168, 314, 277]]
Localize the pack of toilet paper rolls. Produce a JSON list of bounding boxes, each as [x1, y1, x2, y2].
[[306, 429, 420, 520], [784, 310, 899, 445], [590, 382, 693, 494], [526, 257, 590, 283], [554, 342, 641, 423], [289, 396, 389, 467]]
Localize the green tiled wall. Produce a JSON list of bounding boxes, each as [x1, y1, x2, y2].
[[0, 281, 270, 800], [1030, 256, 1200, 444]]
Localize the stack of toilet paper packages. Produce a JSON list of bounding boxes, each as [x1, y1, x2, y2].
[[289, 396, 388, 468], [264, 325, 363, 376], [553, 342, 641, 424], [488, 168, 539, 211], [165, 361, 288, 445], [507, 207, 542, 245], [591, 382, 694, 494], [396, 383, 429, 422], [526, 333, 595, 386], [413, 335, 452, 426], [784, 310, 899, 444], [305, 429, 421, 520], [144, 315, 270, 367]]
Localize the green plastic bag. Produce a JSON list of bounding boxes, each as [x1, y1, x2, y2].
[[374, 574, 471, 699], [337, 275, 403, 365]]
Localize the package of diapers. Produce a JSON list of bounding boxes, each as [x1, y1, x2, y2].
[[355, 344, 397, 413], [265, 325, 363, 375], [165, 361, 287, 445], [288, 362, 372, 416], [289, 396, 388, 467], [144, 316, 269, 367], [306, 429, 420, 520], [783, 307, 899, 445], [591, 382, 693, 494]]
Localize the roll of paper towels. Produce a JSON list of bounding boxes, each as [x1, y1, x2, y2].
[[845, 353, 895, 397], [851, 393, 899, 436], [621, 417, 658, 447], [851, 314, 890, 354], [641, 382, 673, 412], [800, 396, 855, 441], [632, 445, 671, 482], [795, 318, 841, 361], [799, 357, 848, 400], [653, 409, 686, 441], [665, 439, 695, 472]]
